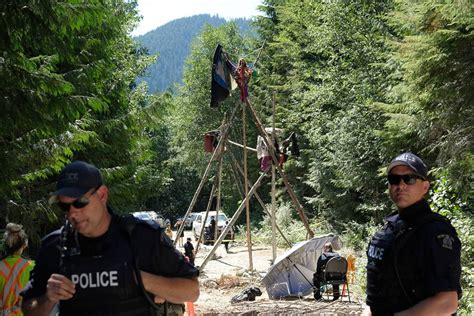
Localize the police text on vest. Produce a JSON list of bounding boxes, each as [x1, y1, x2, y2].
[[368, 245, 384, 260], [71, 271, 119, 289]]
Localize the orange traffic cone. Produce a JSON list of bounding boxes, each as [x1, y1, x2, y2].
[[186, 301, 195, 316]]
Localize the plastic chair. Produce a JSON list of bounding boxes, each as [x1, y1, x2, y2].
[[321, 256, 350, 302]]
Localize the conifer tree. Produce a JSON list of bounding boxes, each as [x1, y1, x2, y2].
[[0, 1, 157, 241], [381, 0, 473, 198]]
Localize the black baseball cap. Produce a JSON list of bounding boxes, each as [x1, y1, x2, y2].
[[49, 161, 102, 203], [387, 152, 428, 179]]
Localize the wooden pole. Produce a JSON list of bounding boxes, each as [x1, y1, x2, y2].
[[229, 153, 291, 247], [230, 160, 246, 199], [199, 172, 266, 272], [244, 98, 314, 238], [227, 139, 257, 152], [195, 178, 218, 255], [174, 106, 238, 246], [214, 153, 223, 242], [243, 102, 253, 270], [271, 92, 277, 262]]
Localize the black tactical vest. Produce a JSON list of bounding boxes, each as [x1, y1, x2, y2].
[[366, 211, 450, 315], [59, 223, 153, 316]]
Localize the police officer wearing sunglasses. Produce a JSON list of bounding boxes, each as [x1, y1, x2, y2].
[[21, 161, 199, 315], [363, 153, 461, 316]]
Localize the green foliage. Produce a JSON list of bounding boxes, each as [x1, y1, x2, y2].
[[250, 202, 318, 247], [382, 0, 474, 199], [0, 0, 162, 246], [343, 219, 382, 252], [251, 0, 395, 226]]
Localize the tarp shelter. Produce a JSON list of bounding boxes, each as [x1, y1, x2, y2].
[[262, 234, 342, 299]]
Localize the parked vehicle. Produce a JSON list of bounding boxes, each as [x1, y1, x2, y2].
[[132, 211, 165, 228], [179, 212, 199, 229], [192, 211, 233, 245]]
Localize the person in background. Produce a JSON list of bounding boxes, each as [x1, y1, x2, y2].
[[233, 58, 253, 102], [313, 242, 340, 301], [209, 216, 217, 242], [363, 152, 461, 315], [0, 223, 35, 315], [165, 224, 174, 240], [21, 160, 199, 316], [183, 238, 195, 266]]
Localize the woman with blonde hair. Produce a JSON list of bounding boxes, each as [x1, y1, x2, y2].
[[1, 223, 34, 316], [165, 224, 173, 240]]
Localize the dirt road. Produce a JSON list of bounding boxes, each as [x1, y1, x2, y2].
[[177, 230, 365, 315]]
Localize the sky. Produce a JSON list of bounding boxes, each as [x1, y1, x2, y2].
[[132, 0, 263, 36]]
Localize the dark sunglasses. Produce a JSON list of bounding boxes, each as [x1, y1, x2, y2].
[[387, 174, 424, 185], [57, 187, 100, 212]]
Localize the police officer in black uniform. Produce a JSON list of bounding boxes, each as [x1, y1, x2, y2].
[[363, 153, 461, 316], [21, 161, 199, 316]]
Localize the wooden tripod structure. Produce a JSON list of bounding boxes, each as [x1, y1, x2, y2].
[[174, 96, 314, 272]]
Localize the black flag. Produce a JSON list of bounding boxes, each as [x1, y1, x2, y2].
[[210, 44, 236, 107]]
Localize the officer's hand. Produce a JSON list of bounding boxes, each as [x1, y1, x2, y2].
[[46, 273, 76, 303], [154, 295, 165, 304]]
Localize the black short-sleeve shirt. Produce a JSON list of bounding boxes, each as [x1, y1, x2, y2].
[[416, 219, 462, 295]]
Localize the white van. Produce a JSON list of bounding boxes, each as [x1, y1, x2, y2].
[[192, 211, 229, 241]]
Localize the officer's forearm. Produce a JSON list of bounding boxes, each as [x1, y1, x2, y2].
[[140, 271, 200, 303], [22, 295, 56, 316], [395, 291, 458, 316]]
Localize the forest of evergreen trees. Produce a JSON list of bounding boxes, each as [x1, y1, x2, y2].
[[0, 1, 472, 312]]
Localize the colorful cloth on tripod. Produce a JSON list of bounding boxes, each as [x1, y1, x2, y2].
[[234, 59, 252, 102], [256, 135, 269, 160], [259, 156, 271, 172], [204, 130, 220, 153], [0, 256, 34, 316], [210, 44, 237, 107]]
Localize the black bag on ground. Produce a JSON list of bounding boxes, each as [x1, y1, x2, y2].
[[231, 287, 262, 303]]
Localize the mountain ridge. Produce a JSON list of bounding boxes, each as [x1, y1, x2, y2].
[[135, 14, 251, 93]]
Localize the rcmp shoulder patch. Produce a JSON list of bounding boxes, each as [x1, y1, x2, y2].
[[437, 234, 454, 250]]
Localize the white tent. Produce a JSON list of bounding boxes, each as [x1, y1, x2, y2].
[[261, 234, 342, 299]]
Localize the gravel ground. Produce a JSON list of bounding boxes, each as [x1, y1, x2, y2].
[[181, 236, 365, 316]]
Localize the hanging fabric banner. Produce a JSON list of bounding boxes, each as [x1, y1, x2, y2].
[[210, 44, 237, 108]]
